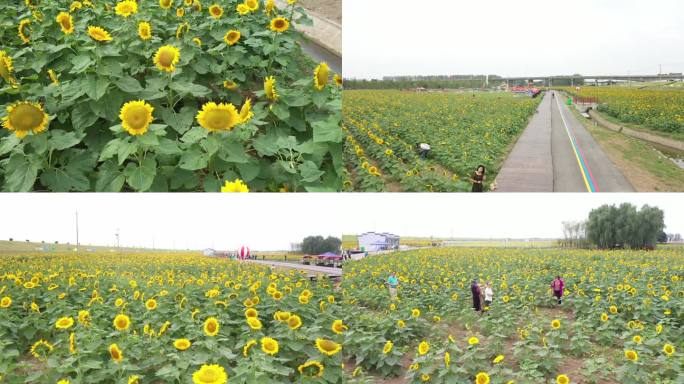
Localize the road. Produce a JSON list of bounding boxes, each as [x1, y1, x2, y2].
[[496, 91, 634, 192], [244, 259, 343, 278]]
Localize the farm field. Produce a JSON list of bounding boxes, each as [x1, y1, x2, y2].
[[0, 0, 342, 192], [561, 87, 684, 139], [1, 248, 681, 383], [342, 90, 541, 192]]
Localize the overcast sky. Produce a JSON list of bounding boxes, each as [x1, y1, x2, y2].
[[0, 194, 681, 251], [343, 0, 684, 79]]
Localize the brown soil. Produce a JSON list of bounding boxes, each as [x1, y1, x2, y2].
[[299, 0, 342, 24]]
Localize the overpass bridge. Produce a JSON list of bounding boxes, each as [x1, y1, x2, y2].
[[499, 74, 684, 86]]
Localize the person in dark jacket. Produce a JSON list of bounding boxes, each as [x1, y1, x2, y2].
[[471, 279, 483, 314]]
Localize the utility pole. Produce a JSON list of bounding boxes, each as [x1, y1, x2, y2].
[[75, 210, 79, 251], [116, 228, 120, 249]]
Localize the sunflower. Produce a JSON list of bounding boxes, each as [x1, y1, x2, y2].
[[468, 337, 479, 345], [236, 3, 250, 15], [261, 337, 279, 355], [274, 311, 291, 322], [556, 374, 569, 384], [69, 332, 76, 354], [174, 338, 191, 351], [19, 19, 31, 44], [609, 305, 617, 314], [313, 62, 330, 91], [600, 313, 608, 322], [2, 101, 50, 138], [551, 319, 561, 329], [196, 102, 240, 132], [273, 291, 283, 300], [56, 12, 74, 35], [632, 335, 642, 344], [113, 314, 131, 331], [418, 341, 429, 355], [269, 17, 289, 33], [159, 0, 172, 9], [265, 0, 275, 14], [0, 296, 11, 308], [331, 319, 348, 334], [145, 298, 157, 310], [287, 314, 302, 330], [78, 310, 90, 325], [87, 26, 112, 42], [334, 74, 343, 86], [119, 100, 154, 136], [224, 30, 241, 46], [397, 320, 405, 328], [411, 308, 420, 317], [223, 80, 238, 90], [128, 376, 139, 384], [30, 339, 54, 358], [55, 317, 74, 330], [624, 349, 638, 362], [241, 339, 257, 357], [177, 8, 185, 17], [192, 364, 227, 384], [193, 37, 202, 46], [115, 298, 124, 307], [385, 149, 393, 156], [242, 0, 257, 11], [475, 372, 490, 384], [245, 308, 258, 318], [264, 76, 278, 101], [383, 340, 393, 354], [493, 354, 504, 364], [298, 361, 324, 378], [663, 343, 675, 356], [0, 50, 14, 83], [239, 98, 253, 123], [247, 317, 262, 330], [445, 351, 450, 367], [115, 0, 138, 17], [184, 0, 193, 5], [315, 338, 342, 356], [208, 4, 223, 19], [153, 45, 180, 72], [109, 344, 123, 363], [48, 69, 59, 85], [176, 22, 190, 39], [138, 21, 152, 40], [193, 0, 203, 12], [204, 317, 219, 336]]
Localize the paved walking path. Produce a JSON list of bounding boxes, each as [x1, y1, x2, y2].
[[497, 92, 634, 192], [245, 259, 342, 278]]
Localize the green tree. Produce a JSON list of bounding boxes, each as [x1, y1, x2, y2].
[[301, 236, 341, 254], [586, 203, 665, 249]]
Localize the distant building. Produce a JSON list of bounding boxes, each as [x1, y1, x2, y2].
[[357, 232, 400, 252], [203, 248, 216, 256]]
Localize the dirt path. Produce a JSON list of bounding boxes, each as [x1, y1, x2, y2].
[[299, 0, 342, 24]]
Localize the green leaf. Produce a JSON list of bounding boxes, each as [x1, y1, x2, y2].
[[84, 75, 110, 101], [49, 130, 84, 151], [161, 106, 196, 134], [203, 176, 221, 192], [299, 160, 325, 182], [219, 140, 250, 164], [116, 76, 144, 93], [24, 134, 48, 155], [137, 132, 160, 147], [181, 126, 208, 144], [179, 146, 209, 171], [252, 132, 279, 156], [124, 157, 157, 191], [158, 138, 182, 155], [271, 103, 290, 121], [95, 161, 125, 192], [236, 161, 261, 182], [70, 54, 93, 74], [0, 135, 21, 156], [117, 140, 138, 165], [312, 115, 343, 143], [71, 103, 100, 131], [4, 154, 40, 192], [170, 81, 210, 97], [99, 138, 122, 162]]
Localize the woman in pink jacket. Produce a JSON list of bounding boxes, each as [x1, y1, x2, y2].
[[551, 275, 564, 304]]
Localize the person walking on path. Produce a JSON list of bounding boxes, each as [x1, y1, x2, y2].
[[551, 275, 565, 304], [484, 281, 494, 309], [471, 279, 483, 314], [386, 272, 399, 300], [470, 165, 486, 192]]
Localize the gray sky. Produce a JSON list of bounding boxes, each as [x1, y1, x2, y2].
[[343, 0, 684, 79], [0, 194, 681, 251]]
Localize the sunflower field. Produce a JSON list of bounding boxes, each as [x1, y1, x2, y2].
[[2, 248, 680, 384], [0, 0, 343, 192], [560, 87, 684, 135], [342, 90, 540, 192]]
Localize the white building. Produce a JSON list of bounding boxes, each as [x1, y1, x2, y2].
[[357, 232, 400, 252]]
